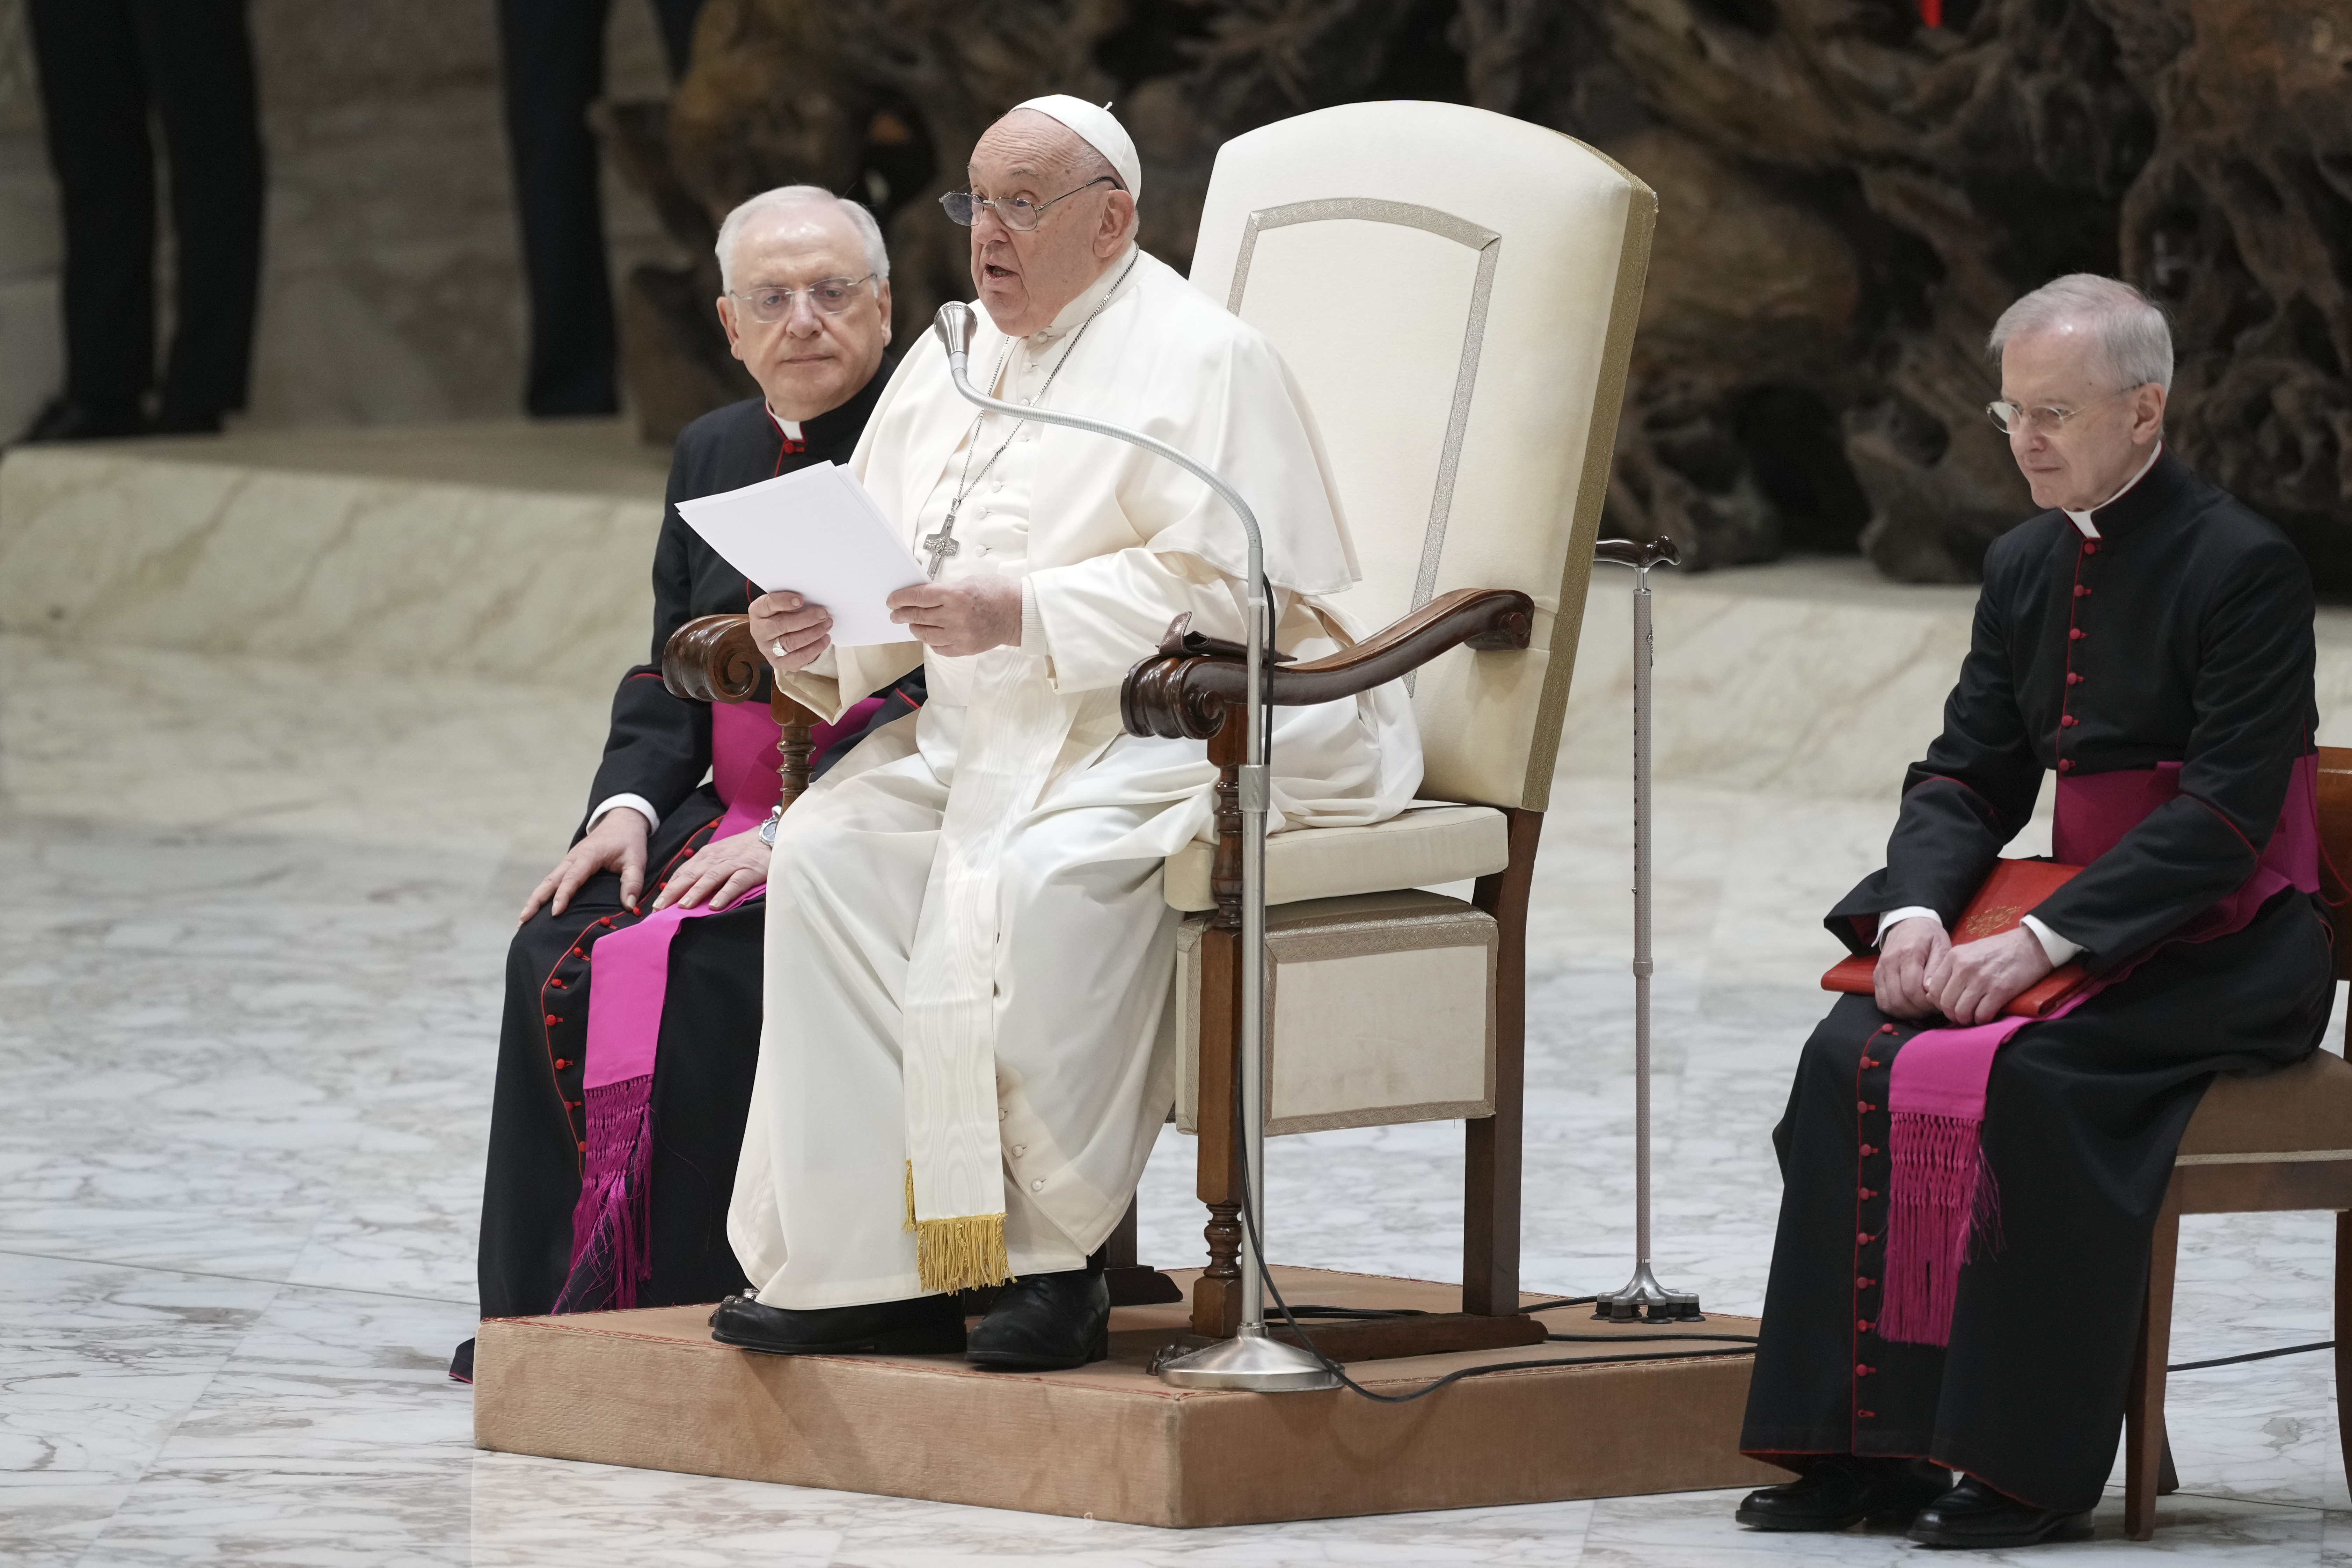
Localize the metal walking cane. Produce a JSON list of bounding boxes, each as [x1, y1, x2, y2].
[[931, 302, 1335, 1392], [1590, 537, 1703, 1324]]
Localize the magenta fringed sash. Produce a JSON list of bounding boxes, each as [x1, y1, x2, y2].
[[1877, 754, 2320, 1347], [560, 695, 883, 1310]]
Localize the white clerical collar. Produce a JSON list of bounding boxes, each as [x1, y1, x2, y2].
[[2062, 442, 2162, 539], [765, 406, 804, 440], [1030, 244, 1139, 343]]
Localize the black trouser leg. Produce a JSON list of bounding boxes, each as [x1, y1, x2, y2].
[[477, 884, 623, 1319], [640, 904, 762, 1306], [133, 0, 264, 423], [27, 0, 154, 416], [496, 0, 619, 416], [1742, 995, 1878, 1460]]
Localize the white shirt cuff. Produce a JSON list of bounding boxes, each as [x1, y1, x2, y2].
[[2020, 913, 2083, 967], [587, 793, 660, 835], [1018, 577, 1049, 654], [1874, 907, 1940, 947]]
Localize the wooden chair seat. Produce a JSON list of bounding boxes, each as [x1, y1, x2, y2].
[[2176, 1049, 2352, 1166]]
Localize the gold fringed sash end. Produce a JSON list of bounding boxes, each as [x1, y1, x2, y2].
[[902, 1161, 916, 1235], [914, 1212, 1012, 1294]]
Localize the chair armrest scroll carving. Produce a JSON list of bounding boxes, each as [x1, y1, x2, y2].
[[1120, 587, 1533, 740], [662, 613, 762, 704]]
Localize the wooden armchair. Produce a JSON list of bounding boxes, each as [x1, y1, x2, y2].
[[1117, 102, 1657, 1355]]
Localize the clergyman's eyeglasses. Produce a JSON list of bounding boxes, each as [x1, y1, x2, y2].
[[730, 274, 876, 323], [940, 175, 1121, 233], [1987, 385, 2147, 436]]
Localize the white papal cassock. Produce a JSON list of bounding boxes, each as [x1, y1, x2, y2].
[[727, 245, 1422, 1308]]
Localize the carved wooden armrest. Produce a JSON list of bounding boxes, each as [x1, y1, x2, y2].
[[1122, 586, 1533, 740], [662, 612, 827, 810], [662, 613, 761, 703]]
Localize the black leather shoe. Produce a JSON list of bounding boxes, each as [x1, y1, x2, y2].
[[1907, 1476, 2094, 1548], [1735, 1454, 1953, 1531], [449, 1337, 475, 1383], [708, 1292, 965, 1356], [14, 397, 144, 443], [965, 1269, 1110, 1371]]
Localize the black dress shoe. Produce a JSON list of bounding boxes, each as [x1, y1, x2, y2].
[[1907, 1476, 2094, 1549], [1735, 1454, 1953, 1531], [14, 397, 145, 443], [965, 1269, 1110, 1371], [449, 1337, 475, 1383], [708, 1291, 966, 1356]]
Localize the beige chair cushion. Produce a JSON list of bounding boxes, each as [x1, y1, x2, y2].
[[2177, 1049, 2352, 1164], [1161, 804, 1509, 913], [1174, 889, 1497, 1137]]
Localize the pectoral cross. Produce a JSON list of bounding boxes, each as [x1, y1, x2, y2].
[[921, 513, 961, 580]]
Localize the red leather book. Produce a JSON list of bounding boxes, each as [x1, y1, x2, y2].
[[1821, 858, 2088, 1019]]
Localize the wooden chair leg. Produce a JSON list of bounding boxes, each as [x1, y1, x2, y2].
[[1464, 809, 1538, 1315], [2125, 1195, 2182, 1541], [1101, 1196, 1182, 1306], [2337, 1211, 2351, 1504], [1189, 723, 1248, 1340]]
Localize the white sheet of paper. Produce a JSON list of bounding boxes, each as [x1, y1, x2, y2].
[[673, 461, 925, 648]]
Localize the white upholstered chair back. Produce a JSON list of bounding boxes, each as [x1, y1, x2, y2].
[[1189, 102, 1656, 812]]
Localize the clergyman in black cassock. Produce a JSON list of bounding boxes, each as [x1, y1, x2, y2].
[[467, 366, 911, 1367], [1738, 441, 2332, 1522]]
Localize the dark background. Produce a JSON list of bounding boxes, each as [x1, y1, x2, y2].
[[610, 0, 2352, 586]]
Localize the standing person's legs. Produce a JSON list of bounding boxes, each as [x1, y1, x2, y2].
[[24, 0, 153, 435], [495, 0, 619, 416], [132, 0, 264, 431], [645, 0, 706, 80]]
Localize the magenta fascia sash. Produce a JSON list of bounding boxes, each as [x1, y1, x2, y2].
[[562, 696, 884, 1308], [1877, 754, 2319, 1347]]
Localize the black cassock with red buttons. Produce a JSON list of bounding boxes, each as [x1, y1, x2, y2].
[[1738, 450, 2335, 1510]]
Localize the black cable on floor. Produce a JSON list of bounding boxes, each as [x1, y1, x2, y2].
[[1229, 1164, 1750, 1405], [2168, 1339, 2335, 1373], [1547, 1331, 1759, 1344]]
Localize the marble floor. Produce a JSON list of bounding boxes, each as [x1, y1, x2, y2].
[[5, 628, 2349, 1565]]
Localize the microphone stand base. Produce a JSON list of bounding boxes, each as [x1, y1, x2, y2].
[[1155, 1327, 1341, 1391], [1592, 1263, 1704, 1323]]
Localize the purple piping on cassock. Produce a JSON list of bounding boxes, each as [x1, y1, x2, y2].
[[1877, 753, 2320, 1347], [557, 694, 884, 1312]]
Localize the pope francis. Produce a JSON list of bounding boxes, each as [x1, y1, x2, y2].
[[710, 96, 1421, 1370]]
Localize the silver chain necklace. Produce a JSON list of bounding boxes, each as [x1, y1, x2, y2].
[[921, 252, 1139, 579]]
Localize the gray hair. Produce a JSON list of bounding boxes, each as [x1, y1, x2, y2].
[[1987, 274, 2173, 393], [714, 187, 890, 291]]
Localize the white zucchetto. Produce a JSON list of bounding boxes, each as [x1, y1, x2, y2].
[[1010, 95, 1142, 203]]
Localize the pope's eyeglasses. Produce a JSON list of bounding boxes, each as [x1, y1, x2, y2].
[[730, 274, 877, 323], [941, 175, 1121, 233]]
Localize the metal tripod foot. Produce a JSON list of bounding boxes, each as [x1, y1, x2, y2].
[[1592, 1261, 1703, 1323]]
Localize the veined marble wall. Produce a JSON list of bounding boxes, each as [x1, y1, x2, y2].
[[0, 0, 690, 439]]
